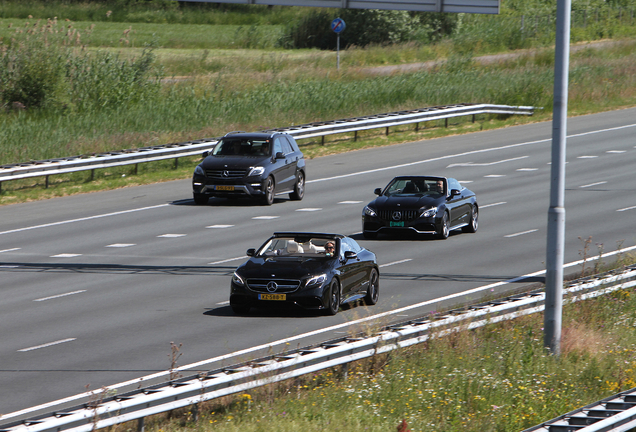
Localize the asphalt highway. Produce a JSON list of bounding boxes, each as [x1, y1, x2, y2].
[[1, 108, 635, 418]]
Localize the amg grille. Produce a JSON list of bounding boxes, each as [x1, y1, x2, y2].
[[205, 169, 247, 179], [377, 209, 419, 221], [247, 279, 301, 293]]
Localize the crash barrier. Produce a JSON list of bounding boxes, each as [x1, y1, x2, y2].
[[0, 103, 535, 191], [1, 263, 634, 432]]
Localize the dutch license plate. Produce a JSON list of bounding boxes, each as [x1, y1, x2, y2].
[[215, 185, 234, 191], [259, 293, 286, 301], [390, 221, 404, 227]]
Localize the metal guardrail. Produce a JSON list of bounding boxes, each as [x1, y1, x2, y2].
[[0, 103, 535, 188], [1, 264, 634, 432]]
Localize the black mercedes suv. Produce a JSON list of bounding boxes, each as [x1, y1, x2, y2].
[[192, 132, 306, 205]]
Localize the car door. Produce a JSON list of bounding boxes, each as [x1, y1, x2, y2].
[[270, 136, 296, 192], [337, 238, 367, 301], [446, 178, 472, 227]]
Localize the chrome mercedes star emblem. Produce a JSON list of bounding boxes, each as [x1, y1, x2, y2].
[[267, 281, 278, 292], [392, 211, 402, 221], [222, 170, 229, 177]]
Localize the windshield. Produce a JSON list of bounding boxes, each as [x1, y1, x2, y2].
[[384, 177, 445, 197], [256, 236, 338, 258], [212, 138, 271, 157]]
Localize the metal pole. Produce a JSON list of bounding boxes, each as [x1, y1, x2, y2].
[[544, 0, 571, 357], [337, 34, 340, 70]]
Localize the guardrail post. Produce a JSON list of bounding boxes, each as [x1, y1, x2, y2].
[[134, 163, 138, 175], [90, 169, 95, 181], [472, 114, 476, 123], [354, 131, 358, 142], [0, 181, 2, 194], [445, 118, 449, 128], [174, 158, 179, 169], [45, 175, 49, 188], [385, 126, 389, 136], [137, 417, 145, 432]]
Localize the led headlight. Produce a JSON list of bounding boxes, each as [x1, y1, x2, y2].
[[194, 165, 205, 176], [248, 166, 265, 177], [305, 274, 327, 288], [419, 207, 438, 218], [232, 272, 245, 287], [363, 206, 377, 217]]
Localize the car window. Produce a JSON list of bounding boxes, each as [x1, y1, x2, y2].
[[285, 135, 300, 153], [448, 178, 462, 191], [257, 236, 337, 257], [278, 136, 293, 155], [273, 137, 284, 156], [341, 237, 362, 253]]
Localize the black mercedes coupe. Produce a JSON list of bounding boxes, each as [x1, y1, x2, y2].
[[229, 232, 379, 315], [362, 176, 478, 239]]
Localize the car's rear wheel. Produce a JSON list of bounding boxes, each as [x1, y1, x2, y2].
[[262, 176, 274, 206], [462, 206, 479, 233], [325, 279, 341, 316], [289, 171, 305, 201], [193, 193, 208, 205], [230, 301, 250, 314], [437, 212, 450, 239], [364, 269, 379, 306]]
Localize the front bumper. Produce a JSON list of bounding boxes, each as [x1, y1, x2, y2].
[[362, 214, 439, 235], [193, 175, 265, 198], [230, 281, 329, 310]]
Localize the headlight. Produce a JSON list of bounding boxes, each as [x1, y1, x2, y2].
[[248, 166, 265, 177], [364, 206, 377, 217], [305, 274, 327, 288], [194, 165, 205, 176], [419, 207, 438, 218], [232, 272, 245, 286]]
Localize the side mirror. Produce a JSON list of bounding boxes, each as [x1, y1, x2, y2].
[[344, 251, 358, 260], [202, 151, 209, 158], [374, 188, 382, 196], [275, 152, 285, 159], [450, 189, 461, 197], [246, 248, 256, 257]]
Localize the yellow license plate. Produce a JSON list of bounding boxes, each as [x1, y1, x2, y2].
[[259, 293, 286, 301], [216, 185, 234, 191]]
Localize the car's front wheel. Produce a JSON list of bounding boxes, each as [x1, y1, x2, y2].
[[462, 206, 479, 233], [289, 171, 305, 201], [193, 193, 208, 205], [262, 176, 274, 205], [364, 269, 379, 306], [437, 212, 450, 239], [325, 279, 341, 316]]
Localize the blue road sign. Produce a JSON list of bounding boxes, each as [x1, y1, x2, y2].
[[331, 17, 346, 33]]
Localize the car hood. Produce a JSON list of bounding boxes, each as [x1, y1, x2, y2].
[[201, 155, 269, 169], [369, 195, 444, 209], [237, 256, 333, 279]]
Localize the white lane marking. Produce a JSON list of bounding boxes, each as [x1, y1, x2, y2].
[[252, 216, 279, 220], [577, 155, 598, 159], [50, 253, 82, 258], [517, 168, 538, 171], [217, 300, 230, 305], [580, 181, 607, 188], [338, 201, 362, 204], [296, 208, 322, 212], [481, 202, 506, 208], [0, 248, 20, 253], [34, 290, 86, 302], [157, 234, 186, 238], [206, 225, 234, 229], [0, 265, 20, 268], [504, 229, 538, 238], [209, 256, 247, 265], [106, 243, 135, 248], [484, 174, 505, 178], [607, 150, 626, 153], [380, 259, 412, 268], [446, 156, 529, 168], [18, 338, 76, 352], [617, 205, 636, 212], [0, 204, 169, 236], [8, 241, 636, 421], [458, 180, 473, 184]]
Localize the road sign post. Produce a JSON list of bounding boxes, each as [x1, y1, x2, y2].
[[331, 18, 346, 70]]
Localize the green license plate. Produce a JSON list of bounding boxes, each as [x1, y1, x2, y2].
[[259, 293, 286, 301], [215, 185, 234, 191], [390, 221, 404, 227]]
